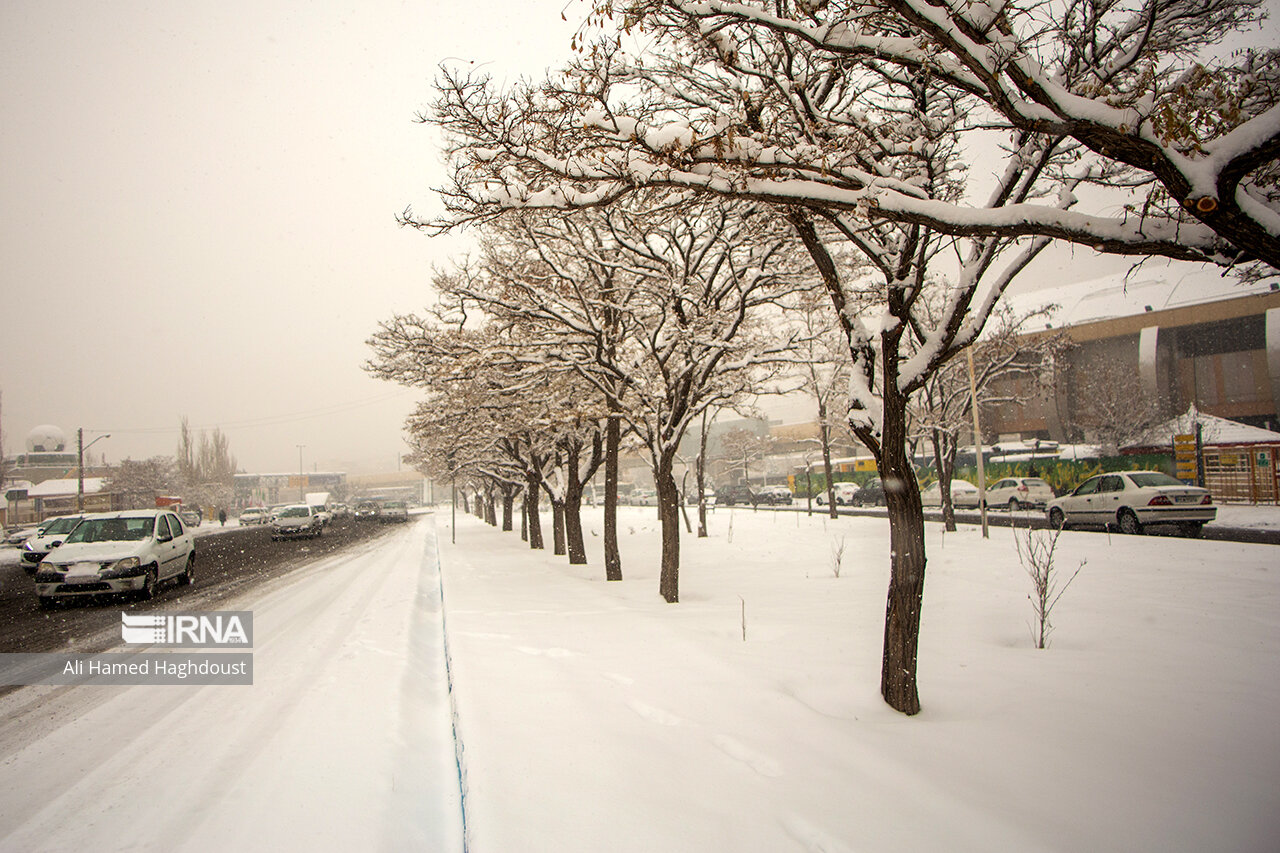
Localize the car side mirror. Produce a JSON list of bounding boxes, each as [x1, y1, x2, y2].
[[157, 530, 172, 543], [51, 540, 62, 548]]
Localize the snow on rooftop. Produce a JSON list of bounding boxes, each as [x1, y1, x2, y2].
[[1126, 408, 1280, 449], [1004, 265, 1275, 330], [25, 477, 105, 497]]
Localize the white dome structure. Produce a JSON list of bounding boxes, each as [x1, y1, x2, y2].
[[26, 425, 68, 453]]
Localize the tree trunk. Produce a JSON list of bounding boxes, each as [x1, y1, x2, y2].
[[603, 414, 622, 581], [551, 499, 566, 556], [878, 391, 927, 716], [525, 472, 543, 550], [501, 485, 515, 532], [655, 455, 681, 603], [485, 487, 498, 527], [520, 489, 528, 542], [931, 429, 957, 533], [820, 408, 837, 519], [564, 487, 587, 564]]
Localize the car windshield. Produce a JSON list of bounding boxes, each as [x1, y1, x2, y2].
[[280, 506, 310, 518], [1128, 472, 1186, 488], [43, 516, 82, 535], [1025, 479, 1050, 487], [66, 516, 154, 543]]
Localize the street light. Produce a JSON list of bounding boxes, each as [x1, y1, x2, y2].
[[77, 428, 110, 512], [296, 444, 306, 501]]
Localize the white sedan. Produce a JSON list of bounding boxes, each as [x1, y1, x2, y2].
[[1046, 471, 1215, 537], [985, 477, 1055, 510], [920, 478, 981, 509]]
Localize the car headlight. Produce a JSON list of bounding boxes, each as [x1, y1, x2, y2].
[[113, 556, 141, 571]]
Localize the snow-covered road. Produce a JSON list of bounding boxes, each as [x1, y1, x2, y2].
[[0, 516, 463, 852]]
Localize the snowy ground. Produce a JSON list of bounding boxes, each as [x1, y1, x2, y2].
[[441, 505, 1280, 853], [0, 506, 1276, 852], [0, 519, 462, 852]]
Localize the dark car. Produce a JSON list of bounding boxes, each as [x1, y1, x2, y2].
[[714, 485, 758, 507], [849, 478, 888, 506]]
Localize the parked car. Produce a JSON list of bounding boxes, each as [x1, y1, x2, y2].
[[631, 488, 658, 507], [1045, 471, 1216, 536], [920, 479, 981, 508], [271, 505, 323, 540], [379, 501, 410, 523], [815, 482, 862, 506], [714, 484, 758, 507], [34, 510, 195, 607], [178, 506, 202, 528], [757, 485, 793, 505], [20, 513, 86, 574], [849, 478, 888, 506], [984, 477, 1055, 510], [5, 524, 43, 546], [685, 488, 717, 507], [237, 507, 270, 525]]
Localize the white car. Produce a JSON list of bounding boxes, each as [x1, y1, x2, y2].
[[920, 478, 981, 508], [1046, 470, 1216, 537], [34, 510, 195, 607], [271, 505, 323, 540], [815, 482, 862, 506], [984, 477, 1055, 510], [237, 507, 270, 525], [20, 512, 87, 571], [20, 514, 87, 574]]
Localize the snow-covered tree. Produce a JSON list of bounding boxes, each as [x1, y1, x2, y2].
[[420, 0, 1274, 713], [910, 302, 1068, 529], [414, 201, 808, 602]]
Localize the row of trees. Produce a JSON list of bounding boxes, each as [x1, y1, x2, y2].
[[380, 0, 1278, 715], [107, 419, 238, 510]]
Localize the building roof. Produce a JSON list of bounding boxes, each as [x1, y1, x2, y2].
[[26, 477, 105, 498], [1125, 409, 1280, 450], [1005, 266, 1275, 330]]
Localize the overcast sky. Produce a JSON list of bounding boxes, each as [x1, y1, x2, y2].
[[2, 2, 1270, 478], [0, 0, 583, 475]]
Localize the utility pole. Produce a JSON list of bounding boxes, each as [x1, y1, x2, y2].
[[296, 444, 306, 501], [967, 348, 989, 539], [77, 428, 110, 512]]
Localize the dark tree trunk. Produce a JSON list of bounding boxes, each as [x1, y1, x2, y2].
[[460, 491, 470, 514], [603, 414, 622, 581], [525, 472, 543, 550], [655, 454, 681, 603], [520, 489, 528, 542], [931, 429, 957, 533], [564, 448, 588, 565], [820, 404, 838, 519], [501, 485, 515, 532], [485, 487, 498, 527], [551, 499, 566, 556], [878, 390, 927, 716]]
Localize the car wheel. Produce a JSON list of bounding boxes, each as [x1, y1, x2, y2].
[[1117, 509, 1143, 536], [1008, 498, 1021, 512], [1180, 522, 1204, 538], [37, 596, 54, 611], [178, 554, 194, 586], [1048, 507, 1067, 530], [139, 566, 159, 600]]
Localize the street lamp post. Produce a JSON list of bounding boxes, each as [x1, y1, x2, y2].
[[77, 428, 111, 512], [296, 444, 306, 501]]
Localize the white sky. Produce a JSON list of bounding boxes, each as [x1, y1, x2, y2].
[[0, 0, 578, 474], [2, 1, 1272, 474]]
